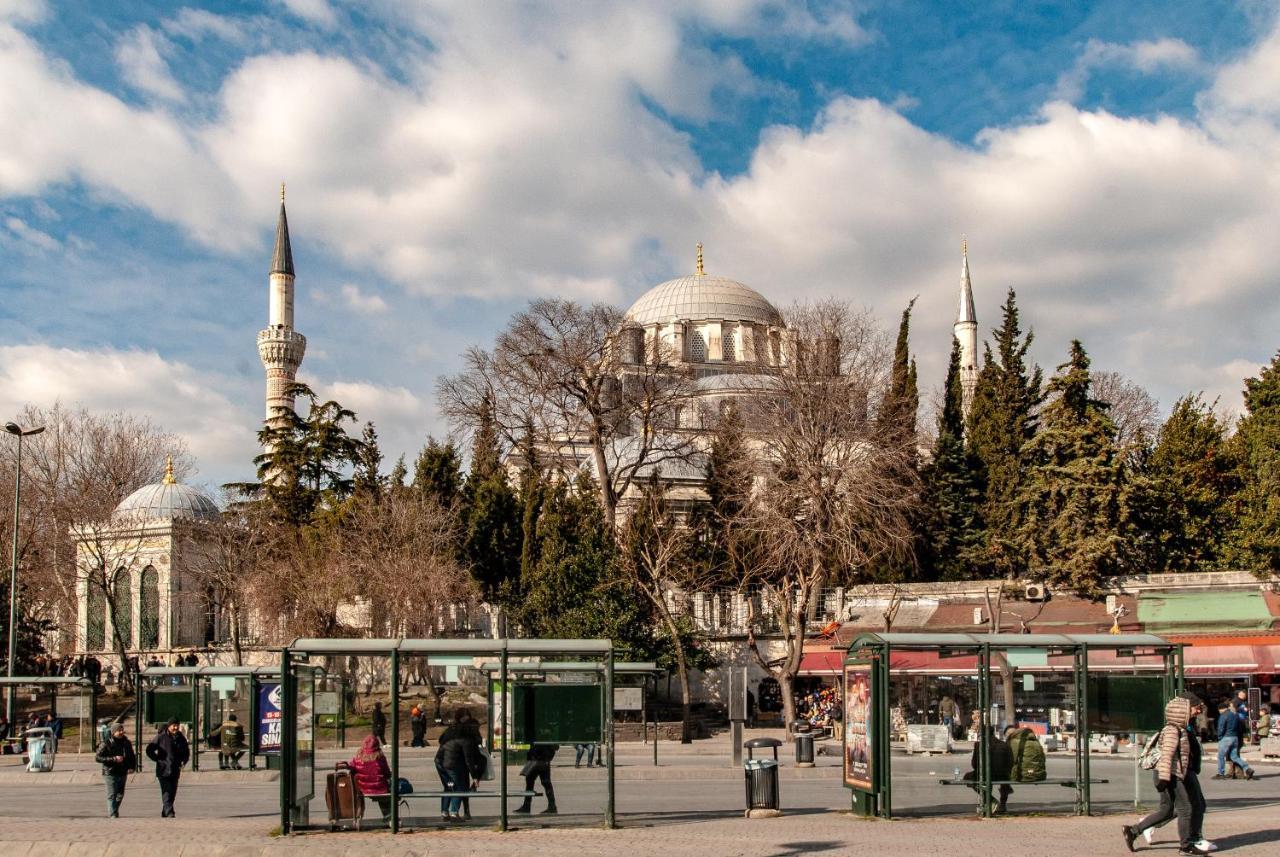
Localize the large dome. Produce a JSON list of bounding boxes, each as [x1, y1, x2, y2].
[[626, 274, 783, 327], [114, 460, 219, 523]]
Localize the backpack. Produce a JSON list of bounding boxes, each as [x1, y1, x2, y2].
[[1008, 728, 1047, 782], [1138, 732, 1162, 770]]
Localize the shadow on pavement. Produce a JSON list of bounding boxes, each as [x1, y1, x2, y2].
[[1211, 828, 1280, 850], [762, 842, 848, 856]]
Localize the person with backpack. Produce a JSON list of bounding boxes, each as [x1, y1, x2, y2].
[[1124, 694, 1211, 855], [1126, 693, 1215, 853], [1214, 700, 1254, 780], [1005, 726, 1047, 784]]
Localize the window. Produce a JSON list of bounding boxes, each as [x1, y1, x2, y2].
[[139, 566, 160, 649], [113, 569, 132, 649], [86, 577, 106, 651], [722, 325, 735, 361], [689, 329, 707, 362]]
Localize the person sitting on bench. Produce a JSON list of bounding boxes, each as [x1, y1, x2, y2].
[[963, 726, 1014, 813], [349, 735, 392, 820]]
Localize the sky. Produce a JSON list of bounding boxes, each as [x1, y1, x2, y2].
[[2, 0, 1279, 491]]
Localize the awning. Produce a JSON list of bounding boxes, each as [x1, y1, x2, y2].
[[1138, 591, 1274, 633], [888, 651, 980, 674], [1182, 644, 1263, 676], [798, 651, 845, 675]]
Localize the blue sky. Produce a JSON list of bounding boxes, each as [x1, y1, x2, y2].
[[2, 0, 1279, 487]]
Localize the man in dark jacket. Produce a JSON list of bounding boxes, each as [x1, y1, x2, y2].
[[219, 713, 246, 770], [96, 722, 136, 818], [371, 702, 387, 743], [435, 711, 485, 820], [964, 727, 1014, 813], [514, 742, 558, 815], [146, 718, 190, 817]]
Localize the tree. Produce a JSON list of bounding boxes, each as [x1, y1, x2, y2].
[[438, 298, 698, 530], [1226, 351, 1280, 573], [965, 289, 1043, 578], [877, 298, 920, 449], [617, 475, 701, 742], [462, 468, 522, 605], [921, 340, 983, 580], [187, 501, 275, 666], [1015, 341, 1126, 595], [729, 301, 919, 729], [388, 455, 408, 491], [1131, 395, 1236, 572], [353, 422, 385, 498], [413, 438, 464, 509], [1092, 370, 1159, 458]]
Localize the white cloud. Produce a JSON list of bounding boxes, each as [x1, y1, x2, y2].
[[0, 345, 258, 484], [0, 0, 44, 24], [341, 283, 388, 314], [163, 8, 247, 44], [277, 0, 337, 29], [1054, 37, 1202, 102], [115, 24, 185, 103], [4, 214, 58, 250], [312, 378, 445, 462]]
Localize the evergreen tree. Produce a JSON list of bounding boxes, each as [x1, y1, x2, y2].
[[878, 298, 920, 446], [461, 403, 522, 604], [353, 421, 385, 498], [469, 396, 502, 483], [697, 406, 753, 584], [1015, 341, 1125, 595], [412, 438, 463, 507], [388, 454, 408, 490], [1135, 395, 1236, 571], [1226, 351, 1280, 572], [964, 290, 1043, 578], [921, 340, 983, 579]]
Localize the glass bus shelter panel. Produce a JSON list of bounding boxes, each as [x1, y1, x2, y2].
[[1083, 669, 1168, 815], [884, 672, 985, 818], [998, 658, 1079, 816], [290, 670, 316, 828]]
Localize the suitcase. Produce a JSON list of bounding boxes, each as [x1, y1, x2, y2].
[[325, 766, 364, 830]]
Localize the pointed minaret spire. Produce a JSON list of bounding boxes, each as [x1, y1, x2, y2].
[[271, 185, 294, 277], [259, 187, 307, 442], [953, 236, 979, 421]]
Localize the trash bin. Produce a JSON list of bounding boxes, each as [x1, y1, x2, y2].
[[793, 726, 815, 767], [743, 737, 783, 817]]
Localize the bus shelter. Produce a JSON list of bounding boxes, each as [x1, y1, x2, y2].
[[0, 676, 97, 754], [279, 638, 616, 834], [842, 632, 1183, 819], [135, 665, 326, 771]]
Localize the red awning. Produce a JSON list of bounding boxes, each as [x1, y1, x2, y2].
[[1182, 644, 1261, 676], [797, 651, 845, 675], [888, 650, 979, 674]]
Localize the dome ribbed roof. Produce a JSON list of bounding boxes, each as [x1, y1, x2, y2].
[[626, 274, 783, 327], [114, 481, 219, 523]]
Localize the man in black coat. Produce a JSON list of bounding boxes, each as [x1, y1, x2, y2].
[[146, 718, 190, 817], [964, 726, 1015, 813], [371, 702, 387, 743], [95, 722, 136, 818]]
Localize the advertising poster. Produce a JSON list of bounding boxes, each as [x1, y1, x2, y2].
[[843, 664, 873, 790], [256, 681, 282, 753]]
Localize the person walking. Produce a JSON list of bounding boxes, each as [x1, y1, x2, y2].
[[435, 711, 485, 821], [219, 713, 246, 770], [370, 702, 387, 744], [96, 722, 136, 818], [513, 742, 558, 815], [1124, 695, 1209, 855], [1214, 701, 1254, 780], [1125, 693, 1215, 853], [145, 718, 190, 818], [410, 706, 428, 748]]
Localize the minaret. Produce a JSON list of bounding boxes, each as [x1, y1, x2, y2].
[[257, 184, 307, 433], [954, 238, 979, 419]]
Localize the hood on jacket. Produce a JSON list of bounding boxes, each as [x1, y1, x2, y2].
[[1165, 696, 1191, 728]]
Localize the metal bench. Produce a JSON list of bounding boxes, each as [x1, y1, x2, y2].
[[938, 777, 1110, 787]]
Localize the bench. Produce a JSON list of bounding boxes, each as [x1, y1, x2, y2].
[[938, 778, 1110, 787], [398, 790, 541, 800]]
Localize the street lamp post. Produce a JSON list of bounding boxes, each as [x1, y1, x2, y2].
[[5, 421, 45, 726]]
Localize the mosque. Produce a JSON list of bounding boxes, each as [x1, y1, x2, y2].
[[71, 192, 982, 658]]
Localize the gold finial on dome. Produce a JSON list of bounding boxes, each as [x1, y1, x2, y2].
[[280, 182, 286, 203], [695, 242, 704, 276], [163, 455, 176, 485]]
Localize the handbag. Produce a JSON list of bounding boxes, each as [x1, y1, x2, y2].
[[519, 760, 536, 777], [397, 777, 413, 795]]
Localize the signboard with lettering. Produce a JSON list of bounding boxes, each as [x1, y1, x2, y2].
[[255, 681, 282, 753]]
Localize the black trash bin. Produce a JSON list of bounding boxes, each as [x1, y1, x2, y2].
[[792, 721, 815, 767], [743, 737, 783, 817]]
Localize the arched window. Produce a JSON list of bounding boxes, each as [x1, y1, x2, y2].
[[86, 576, 106, 651], [139, 566, 159, 650], [113, 570, 132, 649]]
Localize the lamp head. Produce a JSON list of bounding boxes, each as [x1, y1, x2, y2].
[[4, 423, 19, 435]]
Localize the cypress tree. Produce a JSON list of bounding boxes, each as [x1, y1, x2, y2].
[[412, 438, 463, 507], [1226, 351, 1280, 572], [353, 421, 385, 498], [878, 298, 920, 447], [462, 399, 522, 603], [1016, 341, 1125, 595], [388, 455, 408, 490], [964, 290, 1043, 578], [921, 340, 983, 579]]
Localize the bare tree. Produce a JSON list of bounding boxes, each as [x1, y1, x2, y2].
[[438, 298, 698, 529], [1091, 370, 1159, 453], [730, 302, 920, 730], [186, 498, 275, 666], [617, 475, 701, 742]]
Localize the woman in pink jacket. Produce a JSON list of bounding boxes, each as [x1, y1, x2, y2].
[[349, 735, 392, 820]]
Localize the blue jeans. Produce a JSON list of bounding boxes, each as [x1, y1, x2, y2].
[[105, 773, 126, 817], [1217, 735, 1251, 774], [575, 743, 597, 766], [435, 758, 470, 814]]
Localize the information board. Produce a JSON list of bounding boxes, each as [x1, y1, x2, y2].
[[1086, 675, 1165, 733], [613, 687, 643, 711], [255, 681, 282, 753], [55, 694, 85, 718], [513, 684, 603, 744], [844, 663, 873, 791], [314, 691, 340, 716], [146, 688, 193, 725]]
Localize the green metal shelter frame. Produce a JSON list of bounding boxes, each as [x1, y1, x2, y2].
[[843, 632, 1184, 819], [279, 637, 616, 835], [134, 665, 326, 772], [0, 676, 97, 752]]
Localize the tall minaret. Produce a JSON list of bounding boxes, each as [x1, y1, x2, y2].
[[954, 238, 979, 419], [257, 184, 307, 433]]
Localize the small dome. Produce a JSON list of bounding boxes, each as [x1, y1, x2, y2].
[[626, 274, 783, 327], [114, 462, 219, 523]]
